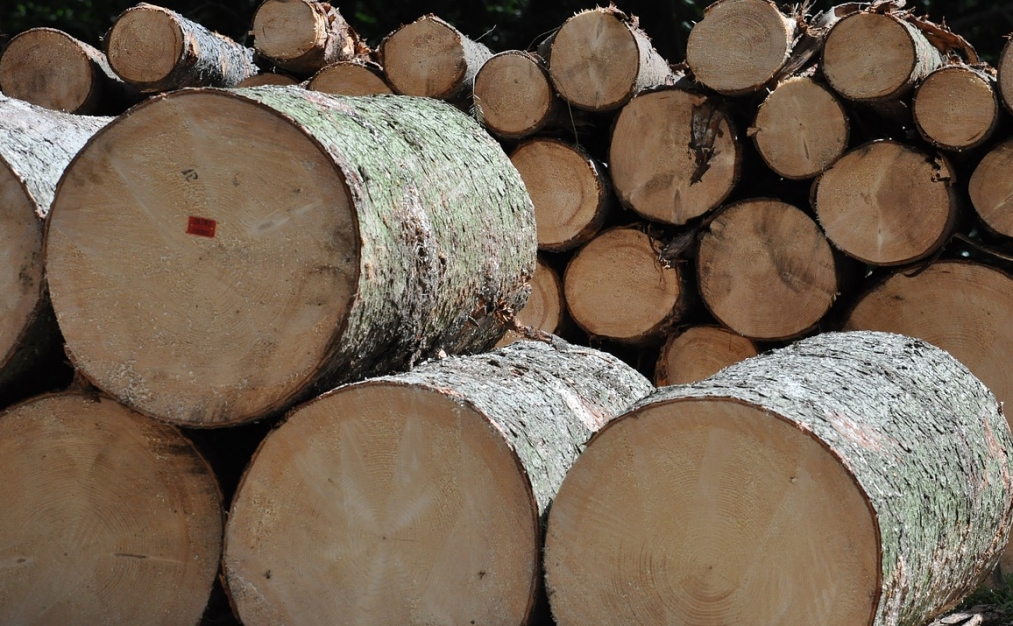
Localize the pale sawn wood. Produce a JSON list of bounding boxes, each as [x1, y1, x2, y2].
[[913, 64, 999, 151], [473, 51, 560, 139], [251, 0, 364, 75], [307, 60, 393, 96], [654, 325, 758, 386], [969, 138, 1013, 237]]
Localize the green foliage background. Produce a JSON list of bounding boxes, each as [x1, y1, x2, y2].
[[0, 0, 1009, 65]]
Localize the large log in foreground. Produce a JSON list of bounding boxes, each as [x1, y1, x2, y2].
[[0, 96, 109, 393], [45, 88, 536, 427], [224, 339, 653, 626], [0, 394, 223, 626], [545, 331, 1013, 626]]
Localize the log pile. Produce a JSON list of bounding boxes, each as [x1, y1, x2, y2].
[[3, 0, 1013, 624]]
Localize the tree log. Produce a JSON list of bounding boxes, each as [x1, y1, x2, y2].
[[515, 257, 565, 334], [236, 72, 299, 87], [473, 50, 562, 140], [0, 393, 223, 625], [750, 76, 849, 179], [822, 11, 945, 102], [812, 140, 957, 266], [251, 0, 365, 75], [510, 138, 611, 252], [654, 325, 758, 386], [105, 2, 257, 93], [306, 60, 393, 96], [913, 64, 999, 151], [45, 88, 535, 427], [545, 331, 1013, 626], [999, 37, 1013, 115], [545, 7, 676, 112], [379, 15, 492, 101], [564, 226, 691, 343], [224, 338, 652, 626], [0, 28, 135, 115], [685, 0, 797, 96], [969, 138, 1013, 238], [698, 198, 838, 340], [0, 95, 109, 394], [609, 87, 741, 226]]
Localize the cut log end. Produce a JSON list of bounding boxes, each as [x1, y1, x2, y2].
[[609, 89, 741, 225], [545, 397, 879, 626], [0, 394, 222, 625], [224, 383, 539, 626], [381, 17, 469, 98], [999, 38, 1013, 114], [564, 227, 687, 343], [686, 0, 794, 95], [511, 139, 609, 252], [0, 28, 99, 113], [307, 61, 393, 96], [698, 199, 837, 340], [0, 160, 44, 374], [236, 72, 299, 87], [252, 0, 326, 63], [970, 139, 1013, 237], [913, 65, 999, 151], [106, 5, 184, 85], [752, 77, 849, 179], [813, 141, 955, 266], [473, 51, 555, 138], [655, 326, 758, 386], [513, 257, 564, 334]]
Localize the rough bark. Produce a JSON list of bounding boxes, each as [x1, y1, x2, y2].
[[654, 325, 758, 386], [545, 331, 1013, 626], [251, 0, 367, 75], [379, 15, 493, 101], [224, 338, 652, 626], [306, 60, 393, 96], [105, 3, 257, 92], [913, 64, 999, 151], [0, 393, 223, 626], [685, 0, 798, 95], [45, 88, 535, 427], [969, 138, 1013, 238], [544, 7, 676, 112], [0, 95, 109, 396], [0, 28, 137, 115], [473, 50, 564, 140]]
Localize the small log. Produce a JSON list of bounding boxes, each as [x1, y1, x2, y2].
[[913, 64, 999, 151], [545, 331, 1013, 626], [0, 95, 109, 394], [0, 393, 223, 625], [545, 7, 676, 112], [510, 138, 611, 252], [998, 37, 1013, 114], [564, 226, 691, 343], [224, 339, 653, 626], [236, 72, 299, 87], [514, 257, 565, 334], [379, 15, 492, 100], [105, 2, 257, 92], [609, 88, 741, 225], [251, 0, 364, 75], [45, 88, 535, 427], [654, 325, 758, 386], [0, 28, 134, 115], [822, 11, 945, 102], [306, 60, 393, 96], [812, 140, 957, 265], [473, 51, 562, 139], [969, 138, 1013, 237], [697, 198, 838, 340], [750, 76, 850, 179], [685, 0, 797, 96]]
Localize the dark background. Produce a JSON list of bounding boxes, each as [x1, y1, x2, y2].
[[1, 0, 1011, 65]]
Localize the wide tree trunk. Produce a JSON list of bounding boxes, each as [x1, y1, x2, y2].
[[609, 87, 741, 225], [473, 51, 564, 140], [223, 338, 653, 626], [565, 226, 692, 344], [0, 393, 223, 626], [811, 140, 957, 266], [545, 331, 1013, 626], [0, 28, 136, 115], [544, 6, 676, 112], [105, 2, 257, 92], [697, 198, 839, 340], [0, 95, 109, 395], [379, 15, 492, 101], [654, 325, 758, 386], [306, 60, 393, 96], [750, 76, 850, 179], [45, 88, 536, 427], [912, 64, 1000, 152], [251, 0, 365, 75], [510, 138, 612, 252]]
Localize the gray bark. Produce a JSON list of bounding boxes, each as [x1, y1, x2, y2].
[[638, 331, 1013, 626]]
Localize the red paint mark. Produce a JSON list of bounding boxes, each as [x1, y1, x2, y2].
[[187, 216, 216, 238]]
